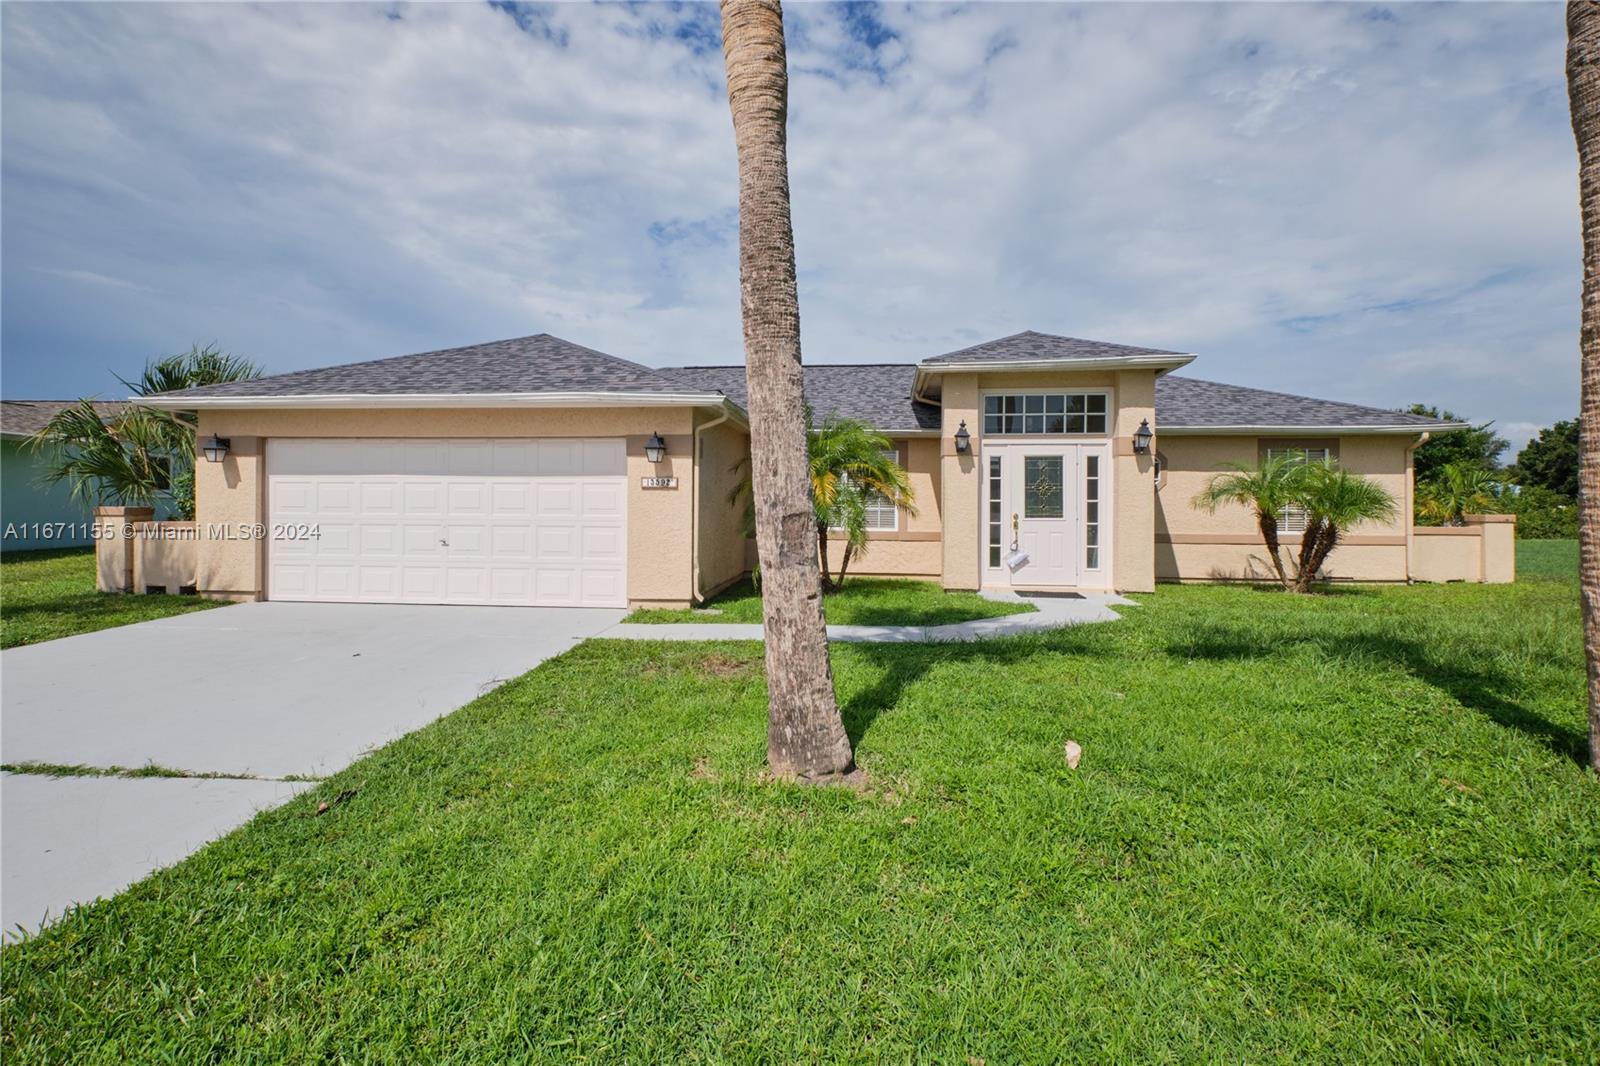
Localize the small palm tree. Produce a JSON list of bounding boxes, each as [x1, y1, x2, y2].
[[1291, 461, 1399, 592], [808, 418, 914, 590], [1191, 453, 1308, 587], [27, 400, 175, 508], [731, 415, 916, 591], [30, 345, 261, 518], [1416, 462, 1497, 526]]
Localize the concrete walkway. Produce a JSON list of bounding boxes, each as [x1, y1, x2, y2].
[[597, 590, 1136, 643]]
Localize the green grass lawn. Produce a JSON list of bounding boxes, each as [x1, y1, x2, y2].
[[3, 543, 1595, 1060], [1516, 537, 1577, 582], [0, 547, 227, 649], [624, 576, 1036, 626]]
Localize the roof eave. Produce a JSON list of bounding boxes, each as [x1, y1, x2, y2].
[[1158, 422, 1468, 436], [917, 353, 1197, 374], [132, 390, 742, 415]]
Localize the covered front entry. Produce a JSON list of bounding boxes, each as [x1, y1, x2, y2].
[[983, 441, 1111, 590], [266, 438, 628, 607]]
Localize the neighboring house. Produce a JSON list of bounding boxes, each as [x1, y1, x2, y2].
[[138, 331, 1467, 608], [0, 400, 129, 550]]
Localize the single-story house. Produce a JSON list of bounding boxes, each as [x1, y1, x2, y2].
[[138, 331, 1495, 608], [1, 400, 132, 550]]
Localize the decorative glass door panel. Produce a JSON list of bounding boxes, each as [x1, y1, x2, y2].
[[1011, 447, 1078, 586]]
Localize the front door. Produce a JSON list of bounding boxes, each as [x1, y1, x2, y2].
[[1009, 445, 1078, 587]]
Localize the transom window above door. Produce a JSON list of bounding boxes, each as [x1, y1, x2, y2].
[[983, 393, 1108, 435]]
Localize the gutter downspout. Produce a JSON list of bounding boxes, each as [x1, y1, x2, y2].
[[690, 408, 732, 604], [1404, 431, 1430, 582]]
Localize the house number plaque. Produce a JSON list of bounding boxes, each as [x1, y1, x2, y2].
[[640, 476, 679, 489]]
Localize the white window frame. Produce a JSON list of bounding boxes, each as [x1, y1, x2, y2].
[[1083, 450, 1104, 572], [980, 389, 1114, 437], [1267, 446, 1329, 533], [831, 448, 899, 534]]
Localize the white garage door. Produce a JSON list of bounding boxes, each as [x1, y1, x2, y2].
[[267, 438, 627, 607]]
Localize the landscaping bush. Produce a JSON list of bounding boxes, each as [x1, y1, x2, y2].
[[1507, 485, 1578, 539]]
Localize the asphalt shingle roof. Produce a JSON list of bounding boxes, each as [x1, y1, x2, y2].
[[147, 334, 704, 401], [132, 330, 1456, 433], [665, 365, 1455, 433], [921, 330, 1189, 366], [1, 399, 129, 439], [1155, 376, 1452, 430], [658, 364, 940, 433]]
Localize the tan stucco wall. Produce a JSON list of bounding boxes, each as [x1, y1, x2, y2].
[[1410, 529, 1482, 583], [939, 374, 982, 589], [696, 416, 751, 598], [193, 430, 265, 599], [92, 506, 154, 593], [826, 538, 942, 578], [1410, 516, 1516, 584], [1114, 370, 1157, 592], [899, 437, 942, 536], [1472, 515, 1516, 583], [937, 368, 1157, 592], [195, 407, 702, 606], [133, 522, 198, 592], [1154, 432, 1414, 583]]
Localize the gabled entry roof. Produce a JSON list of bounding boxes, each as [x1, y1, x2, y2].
[[919, 330, 1195, 372]]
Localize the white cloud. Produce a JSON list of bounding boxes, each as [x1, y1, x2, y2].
[[0, 1, 1579, 442], [33, 267, 153, 292]]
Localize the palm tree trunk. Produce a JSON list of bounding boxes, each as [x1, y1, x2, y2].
[[1292, 520, 1325, 593], [1256, 511, 1290, 588], [1303, 523, 1341, 590], [816, 521, 837, 593], [1569, 0, 1600, 773], [719, 0, 853, 780], [837, 541, 856, 589]]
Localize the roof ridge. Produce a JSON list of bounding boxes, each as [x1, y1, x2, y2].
[[662, 361, 921, 370]]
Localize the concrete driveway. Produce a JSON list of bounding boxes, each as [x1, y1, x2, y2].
[[2, 601, 624, 935]]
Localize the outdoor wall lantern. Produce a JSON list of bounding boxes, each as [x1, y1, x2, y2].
[[1132, 419, 1153, 455], [954, 421, 972, 454], [644, 431, 667, 464], [202, 435, 231, 463]]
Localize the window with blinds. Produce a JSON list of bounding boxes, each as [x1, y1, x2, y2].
[[1267, 447, 1329, 533], [834, 449, 899, 533]]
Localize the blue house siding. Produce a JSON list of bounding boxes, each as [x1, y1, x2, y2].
[[0, 440, 105, 549]]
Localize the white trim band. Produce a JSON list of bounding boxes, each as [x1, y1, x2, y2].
[[1158, 423, 1468, 436], [133, 391, 743, 414]]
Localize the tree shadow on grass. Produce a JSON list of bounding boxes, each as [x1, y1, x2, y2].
[[832, 614, 1585, 767], [835, 633, 1087, 747], [1165, 628, 1587, 766]]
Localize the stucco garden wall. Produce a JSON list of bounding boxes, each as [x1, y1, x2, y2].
[[1411, 515, 1516, 584]]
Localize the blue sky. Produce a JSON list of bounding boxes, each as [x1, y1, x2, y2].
[[0, 1, 1577, 451]]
